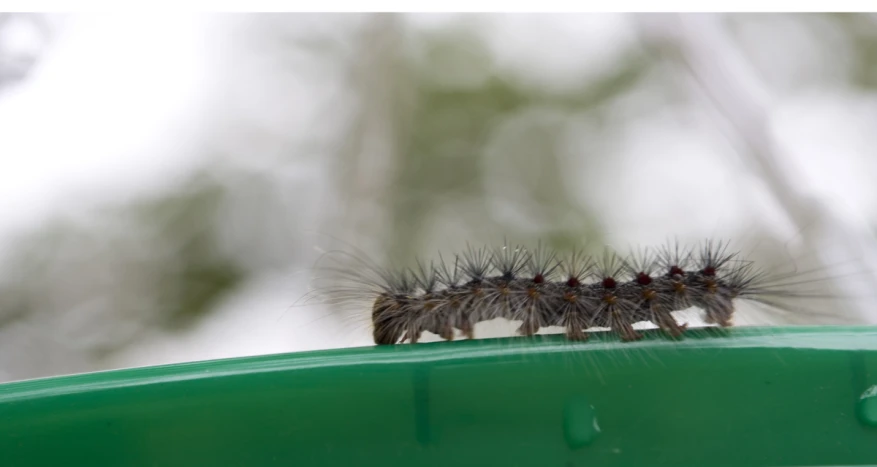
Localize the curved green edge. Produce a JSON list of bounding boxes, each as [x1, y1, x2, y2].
[[1, 326, 877, 467]]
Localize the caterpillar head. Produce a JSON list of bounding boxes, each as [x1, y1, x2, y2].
[[372, 293, 405, 345]]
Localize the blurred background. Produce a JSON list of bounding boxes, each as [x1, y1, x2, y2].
[[1, 12, 877, 383]]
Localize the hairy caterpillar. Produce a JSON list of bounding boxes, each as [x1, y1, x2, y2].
[[303, 236, 872, 346]]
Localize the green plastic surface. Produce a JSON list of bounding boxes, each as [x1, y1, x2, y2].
[[1, 326, 877, 466]]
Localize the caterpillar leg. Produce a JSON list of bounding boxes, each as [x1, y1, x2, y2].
[[458, 315, 475, 340], [701, 294, 735, 327], [650, 305, 688, 338], [608, 310, 642, 342], [562, 313, 589, 341], [517, 310, 541, 337], [438, 321, 455, 341]]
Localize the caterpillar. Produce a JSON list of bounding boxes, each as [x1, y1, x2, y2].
[[304, 237, 871, 346]]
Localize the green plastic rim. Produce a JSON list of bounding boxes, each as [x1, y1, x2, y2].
[[1, 326, 877, 466]]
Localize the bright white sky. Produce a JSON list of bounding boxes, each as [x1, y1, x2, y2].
[[0, 14, 209, 240]]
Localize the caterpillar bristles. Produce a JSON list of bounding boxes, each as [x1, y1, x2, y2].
[[513, 241, 559, 338], [556, 247, 595, 342], [623, 246, 689, 339], [303, 237, 873, 346]]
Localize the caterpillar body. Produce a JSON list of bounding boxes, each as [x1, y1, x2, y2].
[[307, 238, 867, 346]]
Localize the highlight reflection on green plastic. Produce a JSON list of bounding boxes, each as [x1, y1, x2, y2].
[[1, 326, 877, 467]]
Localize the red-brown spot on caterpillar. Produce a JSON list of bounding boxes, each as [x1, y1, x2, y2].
[[566, 277, 580, 287], [533, 273, 544, 284], [602, 277, 617, 289], [636, 272, 652, 285], [668, 266, 685, 277], [702, 266, 716, 277]]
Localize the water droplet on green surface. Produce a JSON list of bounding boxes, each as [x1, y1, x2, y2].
[[857, 385, 877, 427], [563, 396, 600, 449]]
